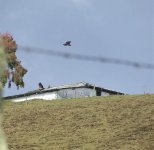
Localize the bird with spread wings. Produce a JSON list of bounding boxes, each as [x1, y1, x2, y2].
[[63, 41, 71, 46]]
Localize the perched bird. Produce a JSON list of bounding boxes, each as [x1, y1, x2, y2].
[[38, 82, 44, 90], [63, 41, 71, 46]]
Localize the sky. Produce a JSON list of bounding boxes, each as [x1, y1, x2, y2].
[[0, 0, 154, 96]]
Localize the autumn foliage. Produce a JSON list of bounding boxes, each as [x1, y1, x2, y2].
[[0, 33, 27, 89]]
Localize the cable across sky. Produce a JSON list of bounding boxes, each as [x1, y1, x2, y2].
[[19, 45, 154, 70]]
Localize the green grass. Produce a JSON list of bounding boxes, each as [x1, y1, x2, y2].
[[1, 94, 154, 150]]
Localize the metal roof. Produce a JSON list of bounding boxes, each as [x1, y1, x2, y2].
[[43, 81, 93, 91]]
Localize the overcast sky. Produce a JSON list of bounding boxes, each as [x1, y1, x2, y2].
[[1, 0, 154, 96]]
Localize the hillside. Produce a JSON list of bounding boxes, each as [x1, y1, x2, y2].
[[2, 94, 154, 150]]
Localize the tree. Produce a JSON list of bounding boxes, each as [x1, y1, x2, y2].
[[0, 36, 8, 150], [0, 33, 27, 89]]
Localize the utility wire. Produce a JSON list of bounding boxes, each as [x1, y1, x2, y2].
[[19, 46, 154, 70]]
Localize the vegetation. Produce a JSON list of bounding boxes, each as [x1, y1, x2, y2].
[[0, 46, 8, 150], [0, 33, 27, 89], [2, 94, 154, 150]]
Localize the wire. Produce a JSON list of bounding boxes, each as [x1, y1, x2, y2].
[[18, 45, 154, 70]]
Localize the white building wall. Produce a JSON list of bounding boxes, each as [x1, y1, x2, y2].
[[12, 92, 57, 102], [12, 88, 101, 102]]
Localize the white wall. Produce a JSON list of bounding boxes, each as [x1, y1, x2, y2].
[[11, 88, 109, 102], [12, 92, 57, 102]]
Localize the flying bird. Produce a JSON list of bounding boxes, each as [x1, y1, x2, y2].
[[63, 41, 71, 46]]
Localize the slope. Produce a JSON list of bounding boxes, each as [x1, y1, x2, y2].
[[2, 94, 154, 150]]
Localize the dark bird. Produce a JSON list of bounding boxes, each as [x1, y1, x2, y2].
[[38, 82, 44, 90], [63, 41, 71, 46]]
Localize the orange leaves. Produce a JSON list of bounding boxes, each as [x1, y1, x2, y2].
[[0, 33, 27, 89], [0, 33, 17, 53]]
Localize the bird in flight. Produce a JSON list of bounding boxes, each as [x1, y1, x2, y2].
[[63, 41, 71, 46]]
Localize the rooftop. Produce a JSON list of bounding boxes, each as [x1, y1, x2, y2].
[[3, 81, 124, 100]]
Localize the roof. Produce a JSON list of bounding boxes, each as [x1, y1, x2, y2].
[[3, 81, 124, 100], [44, 81, 89, 91]]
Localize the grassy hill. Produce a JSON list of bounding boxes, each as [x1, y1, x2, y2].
[[2, 94, 154, 150]]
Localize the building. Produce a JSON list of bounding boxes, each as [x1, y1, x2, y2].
[[3, 81, 124, 102]]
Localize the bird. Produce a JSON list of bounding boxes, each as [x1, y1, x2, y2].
[[38, 82, 44, 90], [63, 41, 71, 46]]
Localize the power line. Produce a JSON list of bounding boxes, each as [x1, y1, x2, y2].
[[18, 45, 154, 70]]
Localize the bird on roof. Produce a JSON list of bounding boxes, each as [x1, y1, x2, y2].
[[38, 82, 44, 90], [63, 41, 71, 46]]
